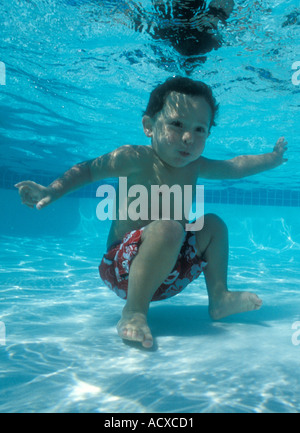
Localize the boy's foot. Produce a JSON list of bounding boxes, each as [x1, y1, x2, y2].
[[117, 311, 153, 348], [209, 291, 263, 320]]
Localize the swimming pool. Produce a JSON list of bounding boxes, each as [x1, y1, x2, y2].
[[1, 0, 300, 413]]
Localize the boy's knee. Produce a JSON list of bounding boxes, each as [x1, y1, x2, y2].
[[205, 213, 228, 234], [144, 220, 185, 246]]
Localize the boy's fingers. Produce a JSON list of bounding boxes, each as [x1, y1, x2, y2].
[[15, 180, 51, 210], [14, 181, 36, 188], [276, 137, 286, 145], [21, 198, 35, 208], [36, 196, 51, 210], [16, 184, 35, 200]]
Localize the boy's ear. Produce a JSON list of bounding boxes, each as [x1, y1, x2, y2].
[[142, 115, 154, 138]]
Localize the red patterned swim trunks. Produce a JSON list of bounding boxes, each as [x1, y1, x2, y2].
[[99, 227, 207, 302]]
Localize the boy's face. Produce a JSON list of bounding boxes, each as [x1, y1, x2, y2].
[[143, 91, 211, 168]]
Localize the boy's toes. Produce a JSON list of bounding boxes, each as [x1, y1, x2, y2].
[[126, 326, 153, 348], [117, 313, 153, 348], [251, 294, 263, 310], [256, 297, 263, 307], [118, 325, 140, 341], [142, 329, 153, 348]]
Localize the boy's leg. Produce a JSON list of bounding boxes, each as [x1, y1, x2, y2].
[[117, 220, 185, 348], [194, 213, 262, 320]]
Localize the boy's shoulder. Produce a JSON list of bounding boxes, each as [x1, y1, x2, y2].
[[97, 144, 155, 179], [111, 144, 154, 165], [90, 144, 155, 181], [113, 144, 153, 156]]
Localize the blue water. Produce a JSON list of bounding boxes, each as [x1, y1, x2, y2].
[[1, 0, 300, 413]]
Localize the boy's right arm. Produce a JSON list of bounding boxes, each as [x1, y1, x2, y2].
[[15, 145, 142, 210]]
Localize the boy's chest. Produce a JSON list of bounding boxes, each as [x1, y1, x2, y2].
[[131, 162, 199, 191], [126, 163, 200, 221]]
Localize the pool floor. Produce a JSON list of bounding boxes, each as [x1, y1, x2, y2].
[[1, 215, 300, 413]]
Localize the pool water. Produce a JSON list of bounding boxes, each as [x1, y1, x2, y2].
[[1, 0, 300, 413], [1, 191, 300, 413]]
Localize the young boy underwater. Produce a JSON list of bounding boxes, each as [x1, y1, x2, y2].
[[15, 77, 288, 349]]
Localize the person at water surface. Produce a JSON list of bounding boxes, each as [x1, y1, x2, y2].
[[15, 77, 288, 349], [130, 0, 235, 56]]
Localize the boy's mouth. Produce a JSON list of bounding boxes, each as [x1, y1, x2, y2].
[[178, 151, 190, 157]]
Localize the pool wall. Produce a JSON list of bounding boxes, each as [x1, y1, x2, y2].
[[2, 188, 299, 254]]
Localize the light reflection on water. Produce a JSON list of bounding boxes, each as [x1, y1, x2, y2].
[[0, 206, 300, 413]]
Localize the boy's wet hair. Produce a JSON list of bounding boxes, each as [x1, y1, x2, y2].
[[144, 76, 219, 128]]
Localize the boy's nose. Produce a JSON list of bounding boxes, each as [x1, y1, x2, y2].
[[182, 131, 194, 145]]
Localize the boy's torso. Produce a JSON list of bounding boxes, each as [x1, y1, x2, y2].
[[106, 145, 201, 248]]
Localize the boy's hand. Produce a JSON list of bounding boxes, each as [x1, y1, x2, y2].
[[14, 181, 56, 210], [272, 137, 288, 166]]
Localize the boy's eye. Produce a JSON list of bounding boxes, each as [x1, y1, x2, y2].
[[196, 127, 205, 133], [170, 120, 183, 127]]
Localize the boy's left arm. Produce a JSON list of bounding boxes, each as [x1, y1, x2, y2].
[[198, 137, 288, 180]]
